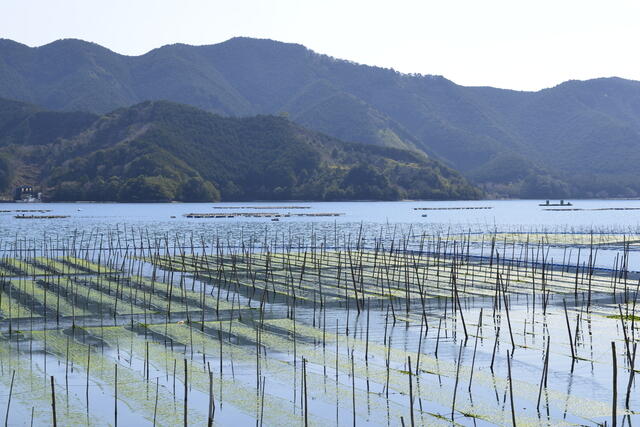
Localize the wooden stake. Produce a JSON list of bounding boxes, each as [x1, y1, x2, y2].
[[435, 318, 442, 358], [365, 298, 370, 363], [625, 342, 637, 409], [563, 299, 576, 360], [303, 357, 308, 427], [114, 364, 118, 427], [612, 341, 617, 427], [153, 377, 159, 427], [408, 356, 415, 427], [468, 308, 483, 392], [490, 325, 500, 373], [351, 351, 356, 427], [507, 351, 516, 426], [451, 341, 463, 420], [184, 359, 188, 427], [537, 339, 550, 412], [208, 371, 215, 427], [50, 376, 57, 427], [4, 370, 15, 427], [260, 377, 266, 427]]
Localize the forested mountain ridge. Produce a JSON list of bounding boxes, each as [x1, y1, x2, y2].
[[2, 37, 640, 197], [0, 98, 481, 202]]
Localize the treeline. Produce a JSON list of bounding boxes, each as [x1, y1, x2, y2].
[[51, 176, 219, 202], [4, 38, 640, 198], [0, 99, 481, 202]]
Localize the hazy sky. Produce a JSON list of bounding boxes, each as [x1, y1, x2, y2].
[[1, 0, 638, 91]]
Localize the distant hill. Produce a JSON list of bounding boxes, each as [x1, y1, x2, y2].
[[0, 98, 480, 202], [0, 97, 97, 146], [2, 37, 640, 198]]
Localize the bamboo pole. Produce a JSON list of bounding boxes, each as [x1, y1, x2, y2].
[[50, 376, 57, 427], [612, 342, 617, 427], [4, 370, 15, 427]]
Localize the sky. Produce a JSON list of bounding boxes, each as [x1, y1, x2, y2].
[[0, 0, 638, 91]]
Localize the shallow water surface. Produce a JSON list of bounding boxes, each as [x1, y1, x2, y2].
[[0, 199, 638, 425]]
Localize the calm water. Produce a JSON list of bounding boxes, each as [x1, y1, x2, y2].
[[1, 199, 638, 425], [4, 199, 640, 270], [3, 199, 640, 235]]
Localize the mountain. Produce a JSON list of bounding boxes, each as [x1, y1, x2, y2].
[[0, 98, 480, 202], [2, 37, 640, 198], [0, 97, 97, 146]]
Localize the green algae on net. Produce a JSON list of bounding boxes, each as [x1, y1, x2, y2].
[[0, 226, 638, 425]]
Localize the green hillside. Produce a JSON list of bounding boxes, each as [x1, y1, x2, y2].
[[2, 37, 640, 197], [0, 99, 480, 202]]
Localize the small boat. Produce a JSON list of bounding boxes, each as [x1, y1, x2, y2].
[[271, 218, 280, 222]]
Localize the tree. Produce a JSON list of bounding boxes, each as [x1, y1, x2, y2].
[[521, 174, 570, 199], [178, 177, 221, 202], [117, 176, 177, 202], [0, 154, 14, 192]]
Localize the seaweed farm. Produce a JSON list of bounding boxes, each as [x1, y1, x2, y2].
[[1, 217, 640, 425]]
